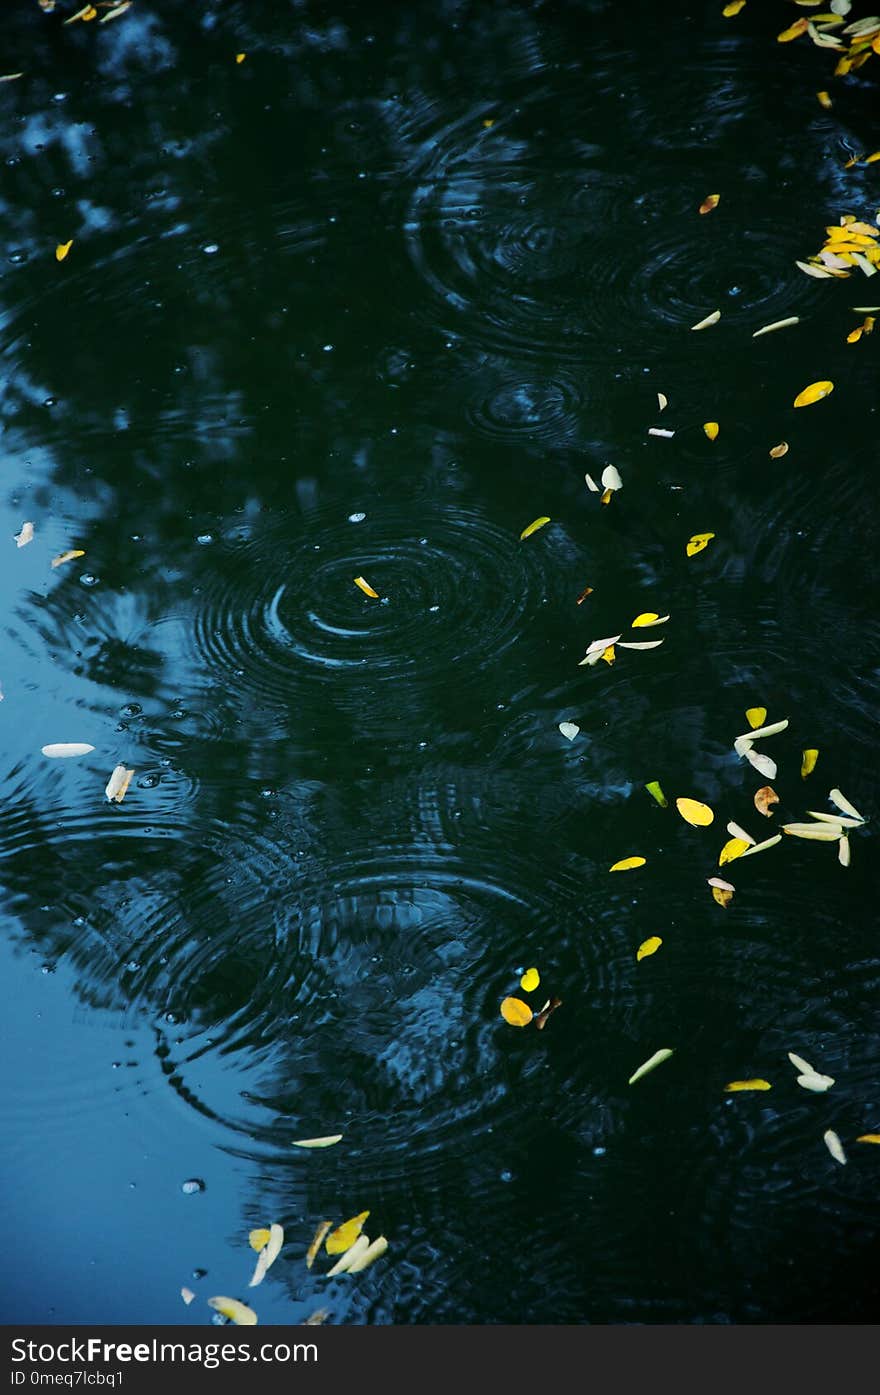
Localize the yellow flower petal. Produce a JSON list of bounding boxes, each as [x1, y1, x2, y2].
[[725, 1079, 771, 1092], [686, 532, 715, 557], [637, 936, 662, 961], [719, 837, 749, 866], [610, 856, 646, 872], [520, 967, 540, 993], [500, 996, 533, 1027], [354, 576, 379, 598], [703, 421, 719, 441], [745, 707, 767, 728], [520, 516, 550, 540], [676, 797, 715, 827], [793, 380, 834, 407], [249, 1228, 271, 1253], [769, 442, 789, 458], [801, 748, 819, 778], [55, 240, 73, 261], [699, 193, 720, 214], [325, 1211, 370, 1256]]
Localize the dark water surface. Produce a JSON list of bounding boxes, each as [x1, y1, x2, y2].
[[1, 0, 879, 1325]]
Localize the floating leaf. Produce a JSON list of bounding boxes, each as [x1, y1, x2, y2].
[[719, 837, 749, 866], [632, 613, 669, 628], [793, 380, 834, 407], [838, 834, 850, 867], [305, 1220, 332, 1270], [645, 780, 668, 808], [327, 1234, 370, 1277], [687, 532, 715, 557], [534, 996, 562, 1031], [829, 787, 865, 822], [690, 310, 721, 331], [801, 748, 819, 777], [856, 1134, 880, 1144], [51, 549, 85, 568], [628, 1047, 674, 1086], [637, 936, 662, 961], [703, 421, 719, 441], [346, 1236, 389, 1273], [55, 240, 73, 262], [558, 722, 579, 741], [291, 1134, 343, 1149], [354, 576, 379, 598], [722, 0, 746, 15], [797, 1073, 835, 1092], [746, 707, 767, 729], [249, 1229, 271, 1253], [769, 442, 789, 458], [738, 833, 782, 858], [500, 996, 533, 1027], [754, 786, 779, 817], [249, 1223, 283, 1287], [744, 747, 777, 780], [326, 1211, 370, 1256], [676, 797, 714, 827], [520, 516, 550, 540], [14, 522, 34, 548], [824, 1130, 847, 1165], [699, 193, 720, 214], [609, 856, 646, 872], [41, 742, 94, 758], [207, 1297, 258, 1325], [752, 316, 800, 338], [520, 967, 540, 993], [782, 822, 842, 841], [105, 765, 134, 803], [725, 1079, 771, 1092]]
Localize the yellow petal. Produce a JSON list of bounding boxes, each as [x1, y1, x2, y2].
[[703, 421, 719, 441], [249, 1228, 271, 1253], [500, 996, 533, 1027], [865, 151, 880, 164], [686, 532, 715, 556], [769, 442, 789, 458], [55, 240, 73, 261], [51, 549, 85, 568], [719, 837, 749, 866], [801, 748, 819, 777], [601, 645, 615, 665], [746, 706, 767, 728], [793, 380, 834, 407], [207, 1297, 258, 1325], [847, 327, 863, 343], [600, 487, 613, 505], [236, 52, 246, 63], [777, 18, 809, 41], [633, 612, 661, 627], [754, 785, 779, 817], [629, 1048, 674, 1085], [712, 885, 734, 908], [520, 967, 540, 993], [645, 780, 668, 807], [722, 1, 746, 16], [610, 855, 646, 871], [637, 936, 662, 961], [699, 193, 720, 214], [305, 1220, 332, 1270], [325, 1211, 370, 1256], [817, 90, 833, 108], [856, 1134, 880, 1144], [520, 516, 550, 540], [725, 1079, 772, 1092], [676, 797, 715, 827], [354, 576, 379, 598]]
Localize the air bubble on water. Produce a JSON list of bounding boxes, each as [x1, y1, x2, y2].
[[593, 1146, 607, 1157], [322, 343, 334, 352], [500, 1170, 513, 1183], [428, 604, 439, 613], [79, 573, 99, 587], [348, 512, 366, 523], [727, 285, 741, 297], [196, 533, 213, 545], [121, 703, 142, 717], [202, 243, 219, 255], [137, 773, 159, 789], [181, 1179, 206, 1195]]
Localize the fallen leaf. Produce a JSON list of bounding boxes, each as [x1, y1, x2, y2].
[[609, 856, 646, 872], [838, 834, 850, 867], [726, 820, 755, 845], [558, 722, 579, 741], [782, 822, 842, 840], [856, 1134, 880, 1144], [520, 967, 540, 992], [55, 240, 73, 262], [500, 996, 533, 1027], [725, 1079, 771, 1092], [801, 748, 819, 778], [249, 1223, 283, 1287], [824, 1130, 847, 1165], [637, 936, 662, 961], [14, 522, 34, 548], [657, 392, 668, 411], [207, 1297, 258, 1325], [327, 1234, 371, 1277], [291, 1134, 343, 1149], [687, 532, 715, 556], [746, 707, 768, 729], [51, 549, 85, 568], [104, 765, 134, 803], [752, 316, 800, 338], [690, 310, 721, 331], [745, 748, 777, 780], [41, 742, 94, 758], [769, 442, 789, 458], [703, 421, 719, 441], [817, 90, 833, 108], [629, 1047, 674, 1086], [722, 0, 746, 15], [754, 786, 779, 817], [793, 380, 834, 407], [699, 194, 720, 214], [180, 1288, 195, 1305], [645, 780, 668, 807], [249, 1229, 271, 1253], [829, 787, 865, 821], [305, 1221, 332, 1270], [797, 1072, 835, 1092], [575, 585, 594, 604], [738, 833, 782, 858], [632, 613, 669, 628], [346, 1236, 389, 1273], [676, 797, 714, 827], [520, 516, 551, 540], [534, 996, 562, 1031], [354, 576, 379, 598], [326, 1212, 370, 1257], [719, 837, 749, 866]]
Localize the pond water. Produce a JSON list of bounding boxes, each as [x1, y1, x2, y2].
[[1, 0, 879, 1325]]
